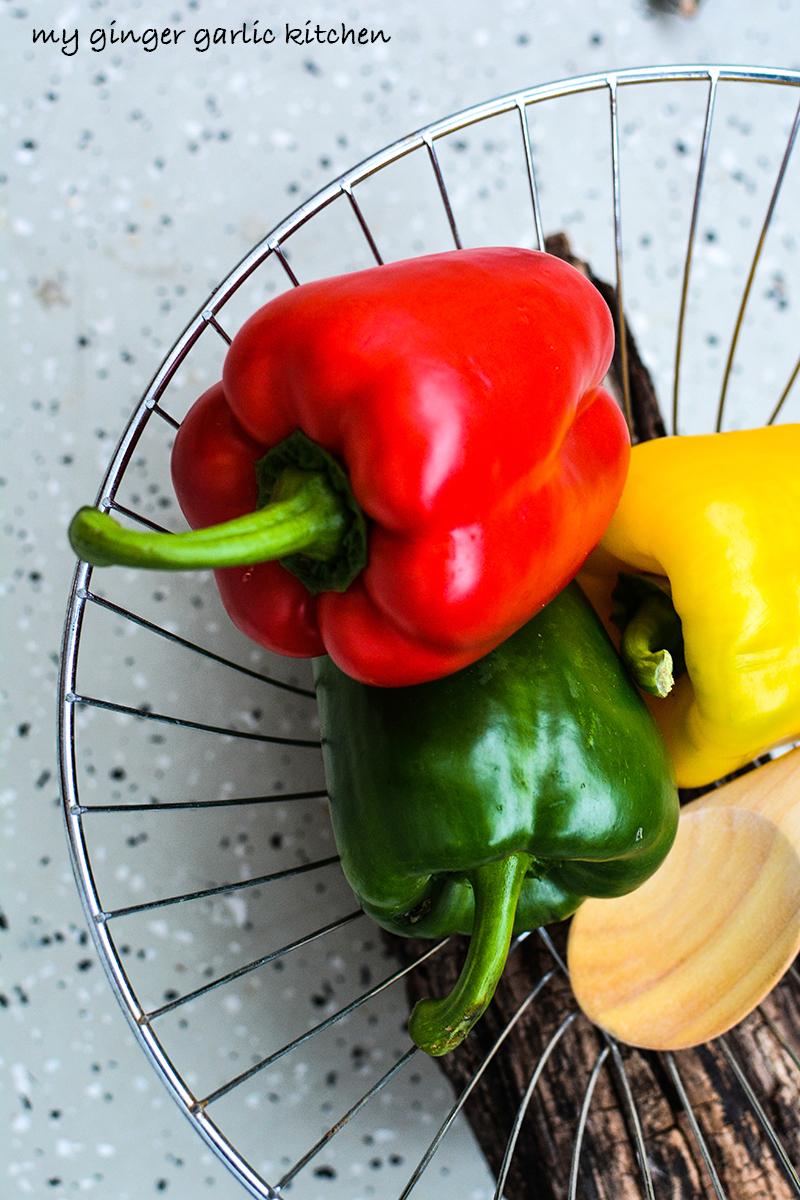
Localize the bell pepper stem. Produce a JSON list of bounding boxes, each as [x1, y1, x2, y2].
[[408, 851, 533, 1056], [619, 595, 676, 697], [70, 427, 369, 595], [68, 470, 345, 569], [70, 468, 356, 579], [611, 573, 686, 698]]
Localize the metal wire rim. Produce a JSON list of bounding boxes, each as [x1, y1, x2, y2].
[[58, 64, 800, 1199]]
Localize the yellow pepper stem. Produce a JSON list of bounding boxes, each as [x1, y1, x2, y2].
[[612, 573, 686, 698]]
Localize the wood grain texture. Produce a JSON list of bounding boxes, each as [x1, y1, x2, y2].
[[568, 808, 800, 1049]]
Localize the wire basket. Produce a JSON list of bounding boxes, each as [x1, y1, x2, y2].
[[58, 65, 800, 1200]]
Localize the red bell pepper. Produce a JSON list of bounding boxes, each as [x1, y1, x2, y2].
[[69, 247, 629, 686]]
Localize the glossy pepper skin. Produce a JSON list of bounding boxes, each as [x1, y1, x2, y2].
[[314, 582, 679, 1055], [578, 424, 800, 789], [69, 247, 629, 687]]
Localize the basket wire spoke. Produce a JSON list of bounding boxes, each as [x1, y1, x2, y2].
[[59, 66, 800, 1199], [97, 855, 342, 923], [78, 588, 317, 698], [80, 791, 328, 814], [567, 1045, 613, 1200], [607, 73, 634, 432], [768, 353, 800, 425], [717, 1036, 800, 1194], [516, 99, 545, 251], [196, 939, 455, 1111], [66, 692, 321, 747], [492, 1012, 579, 1200], [672, 68, 720, 436], [757, 1000, 800, 1073], [539, 926, 658, 1200], [144, 910, 366, 1022], [662, 1053, 728, 1200], [275, 1046, 420, 1192], [715, 92, 800, 433]]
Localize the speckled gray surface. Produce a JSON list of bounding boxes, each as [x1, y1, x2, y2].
[[2, 2, 800, 1198]]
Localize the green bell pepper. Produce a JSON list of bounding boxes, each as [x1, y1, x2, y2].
[[314, 582, 679, 1056]]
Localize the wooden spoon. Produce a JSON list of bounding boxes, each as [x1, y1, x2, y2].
[[567, 747, 800, 1050]]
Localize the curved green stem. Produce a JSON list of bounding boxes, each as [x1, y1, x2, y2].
[[408, 852, 533, 1056], [620, 594, 677, 697], [611, 573, 686, 698], [69, 470, 346, 570], [69, 430, 369, 595]]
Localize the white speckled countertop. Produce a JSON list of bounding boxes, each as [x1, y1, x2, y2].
[[2, 2, 799, 1198]]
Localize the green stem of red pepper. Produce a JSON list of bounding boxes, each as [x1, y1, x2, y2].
[[407, 851, 533, 1056], [68, 430, 369, 595]]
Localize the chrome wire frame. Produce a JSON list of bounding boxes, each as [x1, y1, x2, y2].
[[58, 65, 800, 1199]]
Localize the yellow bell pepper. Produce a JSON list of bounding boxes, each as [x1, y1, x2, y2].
[[578, 423, 800, 789]]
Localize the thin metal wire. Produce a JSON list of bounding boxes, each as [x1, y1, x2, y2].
[[276, 1046, 419, 1191], [717, 1035, 800, 1193], [516, 98, 545, 250], [97, 855, 342, 923], [608, 1039, 656, 1200], [195, 939, 453, 1112], [767, 352, 800, 425], [343, 180, 385, 265], [492, 1012, 578, 1200], [607, 74, 633, 435], [203, 312, 233, 345], [105, 499, 173, 533], [271, 241, 301, 286], [757, 1002, 800, 1072], [424, 132, 463, 249], [66, 692, 320, 747], [81, 589, 317, 697], [537, 925, 657, 1200], [715, 92, 800, 432], [78, 789, 327, 815], [672, 68, 720, 437], [151, 402, 182, 430], [663, 1052, 728, 1199], [58, 66, 800, 1200], [567, 1044, 612, 1200], [142, 909, 364, 1022]]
